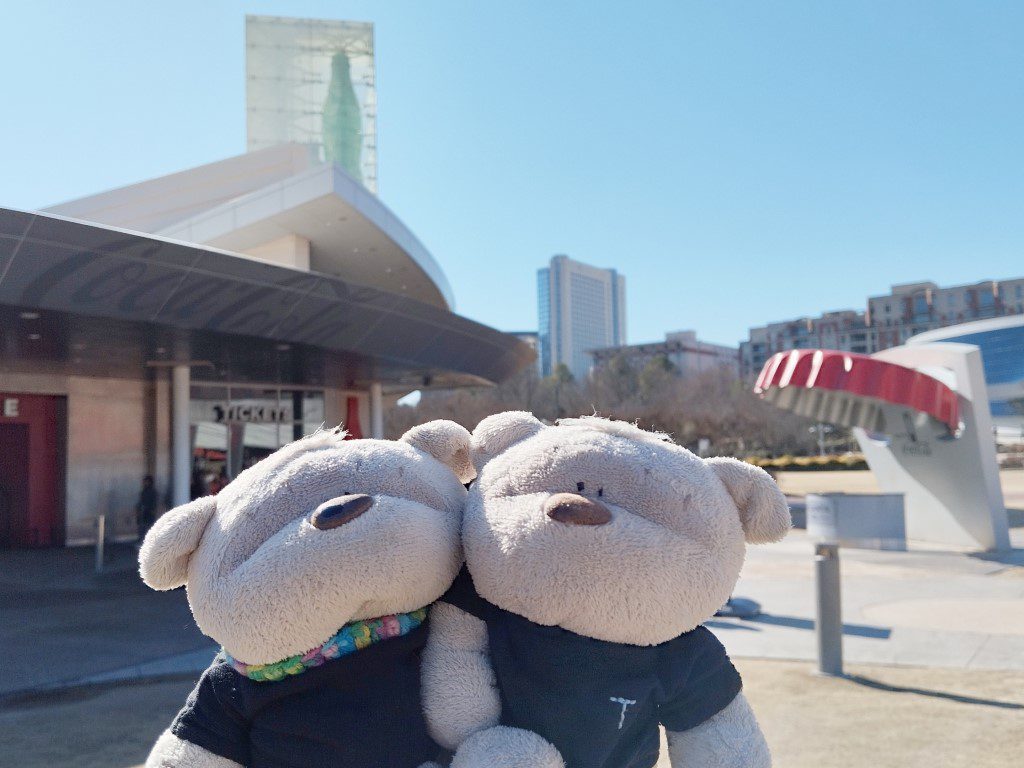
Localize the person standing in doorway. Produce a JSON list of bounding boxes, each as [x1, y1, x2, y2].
[[190, 468, 207, 500], [136, 475, 158, 540]]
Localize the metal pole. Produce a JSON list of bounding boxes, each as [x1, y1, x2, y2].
[[172, 364, 191, 507], [95, 515, 105, 574], [369, 382, 384, 439], [814, 542, 844, 676]]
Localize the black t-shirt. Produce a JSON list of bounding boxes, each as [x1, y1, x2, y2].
[[170, 621, 441, 768], [441, 567, 742, 768]]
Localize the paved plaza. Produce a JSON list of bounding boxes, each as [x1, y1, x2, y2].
[[711, 528, 1024, 670], [0, 545, 214, 698], [1, 470, 1021, 766], [707, 470, 1024, 670]]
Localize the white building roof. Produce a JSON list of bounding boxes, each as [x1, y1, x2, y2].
[[45, 144, 454, 310]]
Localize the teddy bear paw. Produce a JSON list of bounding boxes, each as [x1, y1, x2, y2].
[[451, 726, 565, 768]]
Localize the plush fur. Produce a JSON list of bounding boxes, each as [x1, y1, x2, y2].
[[425, 413, 788, 768], [421, 601, 500, 750], [139, 421, 471, 767], [464, 413, 789, 645], [146, 730, 241, 768], [404, 420, 476, 485], [469, 411, 545, 470], [666, 693, 771, 767], [146, 731, 447, 768], [140, 424, 469, 664], [706, 457, 792, 544], [139, 496, 217, 591], [449, 726, 565, 768]]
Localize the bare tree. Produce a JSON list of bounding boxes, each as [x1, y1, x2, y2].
[[385, 363, 825, 457]]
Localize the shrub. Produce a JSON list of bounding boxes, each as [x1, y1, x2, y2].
[[745, 453, 868, 471]]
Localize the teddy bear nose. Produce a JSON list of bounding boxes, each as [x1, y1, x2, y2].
[[310, 494, 374, 531], [544, 493, 612, 526]]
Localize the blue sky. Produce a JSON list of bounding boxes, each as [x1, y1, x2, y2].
[[2, 1, 1022, 346]]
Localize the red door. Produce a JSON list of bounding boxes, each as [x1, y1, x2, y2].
[[0, 394, 65, 547], [0, 424, 29, 547]]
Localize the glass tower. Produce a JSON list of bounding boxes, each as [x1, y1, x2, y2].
[[537, 255, 626, 379], [246, 15, 377, 193]]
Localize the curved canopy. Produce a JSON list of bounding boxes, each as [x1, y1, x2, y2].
[[754, 349, 960, 435], [0, 207, 532, 388]]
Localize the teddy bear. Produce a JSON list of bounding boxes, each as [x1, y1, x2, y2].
[[139, 420, 474, 768], [421, 412, 791, 768]]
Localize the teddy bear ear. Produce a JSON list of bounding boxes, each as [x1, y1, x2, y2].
[[401, 419, 474, 484], [470, 411, 546, 470], [139, 496, 217, 591], [707, 457, 791, 544]]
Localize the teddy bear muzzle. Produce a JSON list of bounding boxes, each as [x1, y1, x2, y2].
[[310, 494, 375, 530], [544, 492, 612, 526]]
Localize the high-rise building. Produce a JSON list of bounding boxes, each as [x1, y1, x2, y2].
[[739, 277, 1024, 378], [246, 15, 378, 192], [866, 279, 1024, 347], [740, 310, 871, 378], [537, 255, 626, 380]]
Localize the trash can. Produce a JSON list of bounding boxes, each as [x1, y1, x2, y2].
[[807, 493, 906, 551]]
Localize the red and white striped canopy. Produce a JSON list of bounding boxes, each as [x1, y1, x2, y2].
[[754, 349, 960, 435]]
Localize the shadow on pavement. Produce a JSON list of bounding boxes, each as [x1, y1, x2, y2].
[[712, 613, 892, 639], [966, 505, 1024, 565], [846, 674, 1024, 710], [969, 542, 1024, 567], [705, 619, 761, 631]]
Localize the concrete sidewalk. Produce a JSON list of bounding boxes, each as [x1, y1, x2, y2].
[[706, 470, 1024, 672], [0, 544, 215, 698], [709, 528, 1024, 671]]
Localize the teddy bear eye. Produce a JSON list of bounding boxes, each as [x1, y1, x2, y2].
[[576, 481, 585, 492], [598, 487, 604, 497]]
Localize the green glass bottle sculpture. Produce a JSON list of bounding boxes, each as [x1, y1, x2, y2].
[[322, 51, 363, 183]]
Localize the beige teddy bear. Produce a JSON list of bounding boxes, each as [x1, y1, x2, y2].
[[139, 422, 473, 768], [422, 413, 790, 768]]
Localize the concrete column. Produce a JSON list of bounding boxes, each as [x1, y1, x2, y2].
[[171, 364, 191, 507], [814, 542, 844, 676], [369, 382, 384, 439]]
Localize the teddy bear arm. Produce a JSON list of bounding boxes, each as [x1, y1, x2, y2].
[[145, 730, 243, 768], [665, 693, 771, 768], [449, 725, 565, 768], [422, 601, 502, 750]]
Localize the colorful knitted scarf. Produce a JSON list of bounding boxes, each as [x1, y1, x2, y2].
[[225, 607, 428, 682]]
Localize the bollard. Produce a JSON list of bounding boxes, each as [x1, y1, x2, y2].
[[95, 515, 105, 574], [814, 542, 844, 676]]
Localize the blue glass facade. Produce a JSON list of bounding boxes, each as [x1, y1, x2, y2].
[[609, 269, 623, 346], [925, 322, 1024, 418], [537, 267, 552, 377]]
